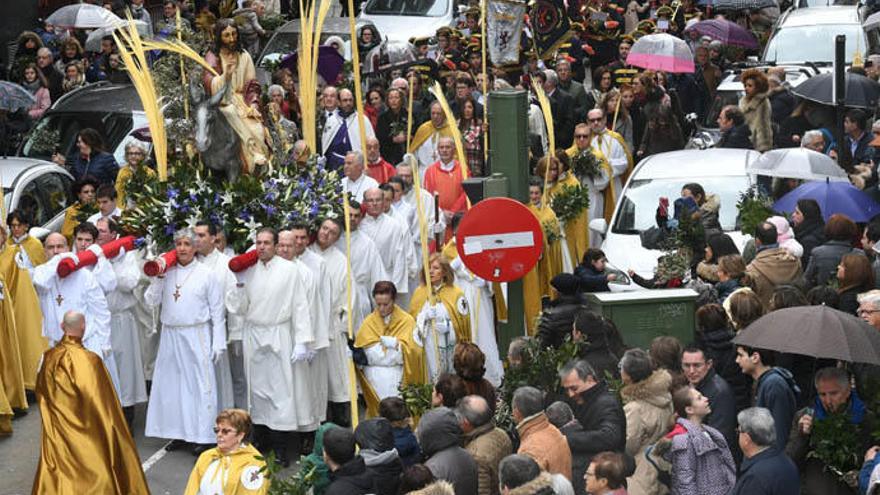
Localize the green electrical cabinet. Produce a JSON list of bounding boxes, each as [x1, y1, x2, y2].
[[585, 289, 699, 350]]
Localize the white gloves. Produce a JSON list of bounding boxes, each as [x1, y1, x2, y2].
[[450, 256, 464, 272], [102, 346, 112, 358], [292, 343, 310, 363], [234, 271, 247, 286], [432, 222, 446, 235], [380, 336, 399, 350], [212, 347, 226, 364], [87, 244, 104, 258]]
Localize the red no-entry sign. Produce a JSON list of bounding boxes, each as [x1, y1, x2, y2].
[[455, 197, 544, 282]]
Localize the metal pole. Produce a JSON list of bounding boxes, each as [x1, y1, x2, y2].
[[835, 35, 847, 170]]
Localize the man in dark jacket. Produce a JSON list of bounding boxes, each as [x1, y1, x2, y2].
[[36, 47, 63, 102], [682, 344, 737, 451], [843, 109, 874, 167], [730, 407, 800, 495], [735, 346, 799, 453], [417, 407, 479, 495], [536, 273, 587, 349], [540, 69, 576, 149], [323, 427, 375, 495], [558, 359, 627, 469], [786, 367, 872, 495], [717, 105, 753, 149], [354, 418, 403, 495], [546, 401, 590, 495], [498, 454, 556, 494]]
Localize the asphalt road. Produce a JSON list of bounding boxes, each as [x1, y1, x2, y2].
[[0, 399, 302, 494]]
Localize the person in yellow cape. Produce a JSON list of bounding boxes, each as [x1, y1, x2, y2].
[[409, 253, 471, 383], [6, 210, 46, 267], [185, 409, 268, 495], [523, 177, 565, 335], [60, 177, 98, 243], [538, 153, 590, 266], [32, 310, 150, 495], [409, 101, 454, 177], [0, 223, 45, 390], [0, 263, 26, 436], [587, 108, 634, 222], [565, 124, 615, 225], [355, 280, 427, 418], [115, 142, 155, 208]]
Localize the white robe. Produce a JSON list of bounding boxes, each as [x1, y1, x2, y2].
[[197, 248, 239, 411], [144, 260, 226, 444], [591, 132, 629, 202], [339, 230, 389, 332], [294, 251, 331, 427], [32, 255, 116, 380], [86, 207, 123, 225], [321, 110, 376, 160], [413, 301, 456, 383], [106, 249, 148, 407], [449, 256, 504, 388], [363, 317, 405, 401], [309, 244, 352, 403], [359, 213, 415, 295], [342, 174, 380, 203], [226, 256, 313, 432]]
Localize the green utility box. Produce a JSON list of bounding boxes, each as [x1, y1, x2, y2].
[[585, 289, 699, 350]]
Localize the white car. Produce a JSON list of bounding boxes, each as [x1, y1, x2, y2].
[[2, 158, 74, 237], [358, 0, 455, 42], [588, 149, 759, 291]]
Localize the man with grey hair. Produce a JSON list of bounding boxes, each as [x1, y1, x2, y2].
[[546, 400, 591, 494], [144, 227, 227, 455], [730, 407, 799, 495], [342, 150, 379, 202], [498, 454, 549, 494], [360, 187, 416, 306], [456, 395, 512, 495], [558, 359, 626, 474], [512, 386, 572, 481], [541, 68, 575, 149], [800, 129, 827, 154], [36, 46, 63, 101], [555, 58, 588, 120], [321, 87, 375, 171]]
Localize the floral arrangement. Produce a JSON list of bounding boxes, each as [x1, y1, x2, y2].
[[262, 451, 319, 495], [541, 218, 561, 245], [736, 185, 776, 237], [120, 153, 346, 253], [807, 411, 865, 487], [24, 125, 60, 156], [571, 149, 601, 179], [550, 184, 590, 222]]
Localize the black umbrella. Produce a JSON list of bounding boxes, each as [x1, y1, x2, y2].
[[732, 305, 880, 365], [791, 72, 880, 109]]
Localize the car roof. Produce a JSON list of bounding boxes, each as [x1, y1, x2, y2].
[[51, 83, 143, 113], [274, 17, 357, 35], [632, 149, 759, 179], [778, 5, 861, 26], [716, 65, 816, 91], [0, 157, 66, 189]]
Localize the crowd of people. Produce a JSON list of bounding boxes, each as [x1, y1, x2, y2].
[[5, 0, 880, 494]]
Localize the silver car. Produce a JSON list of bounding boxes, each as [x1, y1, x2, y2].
[[358, 0, 455, 42], [2, 158, 74, 236]]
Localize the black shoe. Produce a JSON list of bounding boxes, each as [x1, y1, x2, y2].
[[300, 434, 314, 456], [165, 439, 190, 451], [275, 450, 291, 468], [192, 443, 213, 456], [12, 408, 28, 419]]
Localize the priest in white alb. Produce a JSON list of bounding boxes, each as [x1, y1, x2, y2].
[[339, 205, 389, 332], [226, 228, 313, 467], [143, 228, 226, 455], [309, 218, 354, 427], [342, 151, 379, 203], [360, 187, 417, 307]]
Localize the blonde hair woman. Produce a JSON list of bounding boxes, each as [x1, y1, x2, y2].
[[185, 409, 267, 494]]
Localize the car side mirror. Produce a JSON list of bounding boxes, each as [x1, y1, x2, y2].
[[589, 218, 608, 234], [30, 227, 51, 240]]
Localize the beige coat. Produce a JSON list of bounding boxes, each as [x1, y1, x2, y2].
[[745, 246, 804, 309], [739, 92, 773, 152], [621, 369, 674, 495], [463, 423, 513, 495]]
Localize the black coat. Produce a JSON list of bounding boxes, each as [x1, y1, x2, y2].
[[564, 382, 626, 467], [375, 108, 408, 165], [696, 368, 737, 451], [698, 327, 752, 412], [769, 88, 796, 125], [804, 240, 862, 289], [536, 293, 586, 349], [325, 457, 375, 495], [793, 220, 825, 269], [39, 64, 64, 103], [574, 264, 610, 292], [549, 87, 576, 149], [729, 448, 800, 495], [717, 123, 753, 149]]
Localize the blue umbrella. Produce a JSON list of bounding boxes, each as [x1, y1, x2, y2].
[[773, 179, 880, 223]]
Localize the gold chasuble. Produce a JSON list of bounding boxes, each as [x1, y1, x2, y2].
[[0, 271, 27, 422], [355, 305, 427, 417], [523, 203, 564, 335], [0, 247, 46, 390], [409, 283, 472, 344], [409, 120, 454, 166], [548, 172, 590, 265], [6, 235, 46, 266], [32, 335, 150, 495], [184, 443, 268, 495]]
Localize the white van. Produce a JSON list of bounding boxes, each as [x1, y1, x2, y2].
[[589, 149, 759, 291]]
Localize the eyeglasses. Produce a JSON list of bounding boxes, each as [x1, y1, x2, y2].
[[575, 134, 590, 139], [213, 427, 237, 435], [858, 309, 880, 316], [588, 117, 604, 123]]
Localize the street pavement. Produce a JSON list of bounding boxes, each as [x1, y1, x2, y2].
[[0, 399, 301, 494]]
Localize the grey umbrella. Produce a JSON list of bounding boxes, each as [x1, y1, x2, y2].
[[713, 0, 777, 10], [747, 148, 849, 182], [0, 82, 36, 112], [733, 305, 880, 365], [46, 4, 122, 29]]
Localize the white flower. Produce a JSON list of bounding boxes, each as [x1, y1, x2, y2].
[[221, 192, 234, 206], [244, 216, 263, 242], [185, 215, 199, 229]]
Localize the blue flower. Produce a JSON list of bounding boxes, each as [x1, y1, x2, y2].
[[164, 224, 176, 236], [265, 205, 277, 216], [265, 191, 277, 202], [167, 188, 180, 199], [310, 204, 319, 216], [238, 210, 251, 221]]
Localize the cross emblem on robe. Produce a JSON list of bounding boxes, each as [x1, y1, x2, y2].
[[173, 286, 181, 302], [55, 294, 64, 306]]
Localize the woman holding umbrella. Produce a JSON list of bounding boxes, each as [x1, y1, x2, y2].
[[739, 68, 773, 152]]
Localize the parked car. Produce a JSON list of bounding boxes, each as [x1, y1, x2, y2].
[[19, 82, 148, 167], [588, 149, 759, 291], [687, 65, 816, 149], [2, 157, 74, 237], [255, 17, 357, 85], [358, 0, 455, 42], [763, 6, 872, 65]]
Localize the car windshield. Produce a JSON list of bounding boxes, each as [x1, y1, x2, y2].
[[21, 111, 132, 160], [798, 0, 858, 6], [703, 89, 743, 128], [258, 32, 350, 67], [764, 24, 865, 63], [363, 0, 447, 16], [612, 176, 749, 234]]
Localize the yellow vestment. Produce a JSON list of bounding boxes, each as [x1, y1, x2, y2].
[[409, 283, 472, 344], [184, 443, 268, 495], [0, 247, 46, 389], [32, 335, 150, 495], [523, 203, 564, 335], [0, 271, 26, 412], [548, 172, 590, 265], [355, 305, 427, 417]]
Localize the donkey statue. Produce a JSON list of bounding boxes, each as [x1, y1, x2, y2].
[[191, 82, 242, 183]]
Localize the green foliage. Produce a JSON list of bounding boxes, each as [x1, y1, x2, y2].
[[806, 411, 864, 486], [737, 185, 775, 238], [550, 184, 590, 223], [260, 13, 287, 34], [25, 125, 60, 155], [74, 202, 99, 224], [570, 149, 601, 179], [399, 383, 434, 419], [541, 218, 561, 245], [261, 451, 319, 495], [497, 337, 585, 406]]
